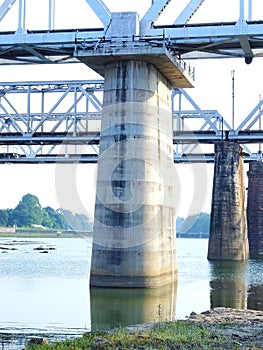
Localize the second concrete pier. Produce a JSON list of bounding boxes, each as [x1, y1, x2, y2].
[[208, 141, 249, 261], [247, 160, 263, 257]]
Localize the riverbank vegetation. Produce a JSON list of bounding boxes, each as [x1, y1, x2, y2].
[[26, 319, 262, 350], [25, 308, 263, 349], [0, 193, 92, 232]]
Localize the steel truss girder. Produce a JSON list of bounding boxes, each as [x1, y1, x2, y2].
[[0, 79, 261, 163], [0, 80, 103, 160], [0, 0, 261, 63], [0, 21, 262, 63]]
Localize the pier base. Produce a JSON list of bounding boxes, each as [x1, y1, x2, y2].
[[91, 60, 177, 288], [208, 142, 249, 261], [247, 161, 263, 257]]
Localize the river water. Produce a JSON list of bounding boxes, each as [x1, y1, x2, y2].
[[0, 237, 262, 349]]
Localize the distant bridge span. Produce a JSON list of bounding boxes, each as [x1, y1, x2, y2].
[[0, 80, 262, 163]]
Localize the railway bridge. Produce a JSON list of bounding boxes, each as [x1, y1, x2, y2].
[[0, 0, 263, 287]]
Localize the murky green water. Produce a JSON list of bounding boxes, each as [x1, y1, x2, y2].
[[0, 237, 262, 348]]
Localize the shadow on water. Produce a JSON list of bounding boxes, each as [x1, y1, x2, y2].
[[90, 281, 178, 331], [209, 260, 248, 309]]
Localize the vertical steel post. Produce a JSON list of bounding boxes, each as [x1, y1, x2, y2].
[[73, 87, 77, 137], [48, 0, 55, 30], [27, 84, 31, 132], [248, 0, 252, 21], [178, 90, 182, 131], [17, 0, 25, 32], [239, 0, 245, 20], [41, 91, 44, 134], [86, 98, 89, 132], [231, 70, 235, 130]]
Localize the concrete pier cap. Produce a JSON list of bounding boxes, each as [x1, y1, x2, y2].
[[77, 12, 194, 89]]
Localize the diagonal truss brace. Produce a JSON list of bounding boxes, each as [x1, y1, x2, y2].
[[0, 0, 17, 22], [140, 0, 172, 35], [174, 0, 205, 24], [235, 99, 263, 133], [84, 0, 111, 28]]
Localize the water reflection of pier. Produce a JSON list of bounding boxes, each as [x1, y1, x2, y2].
[[209, 261, 247, 310], [90, 282, 177, 330]]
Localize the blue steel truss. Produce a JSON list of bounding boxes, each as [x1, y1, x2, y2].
[[0, 79, 261, 163], [0, 0, 261, 65], [0, 0, 262, 162]]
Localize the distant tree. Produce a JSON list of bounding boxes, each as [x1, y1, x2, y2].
[[42, 206, 67, 229], [0, 193, 93, 230], [60, 209, 74, 230], [54, 209, 68, 229], [9, 194, 43, 227], [180, 212, 210, 234], [41, 208, 53, 228], [176, 216, 184, 233], [75, 213, 92, 231], [61, 209, 92, 231], [0, 209, 9, 226]]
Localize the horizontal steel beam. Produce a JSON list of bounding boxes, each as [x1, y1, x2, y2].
[[0, 130, 261, 146], [0, 21, 262, 63], [229, 130, 263, 143], [173, 131, 225, 143], [0, 132, 100, 145], [0, 152, 257, 164]]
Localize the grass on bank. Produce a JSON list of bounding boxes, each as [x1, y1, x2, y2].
[[25, 321, 258, 350]]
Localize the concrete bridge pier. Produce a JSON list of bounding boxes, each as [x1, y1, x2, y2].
[[90, 60, 178, 288], [77, 12, 193, 288], [208, 141, 249, 261], [247, 160, 263, 257]]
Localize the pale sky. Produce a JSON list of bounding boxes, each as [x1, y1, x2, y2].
[[0, 0, 262, 218]]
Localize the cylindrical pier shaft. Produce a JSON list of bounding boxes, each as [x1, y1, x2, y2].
[[91, 60, 177, 287], [208, 141, 249, 261]]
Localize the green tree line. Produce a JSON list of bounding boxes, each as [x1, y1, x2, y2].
[[176, 212, 210, 234], [0, 193, 92, 231]]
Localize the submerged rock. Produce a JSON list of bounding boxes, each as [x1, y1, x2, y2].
[[0, 245, 18, 251], [33, 245, 56, 251]]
